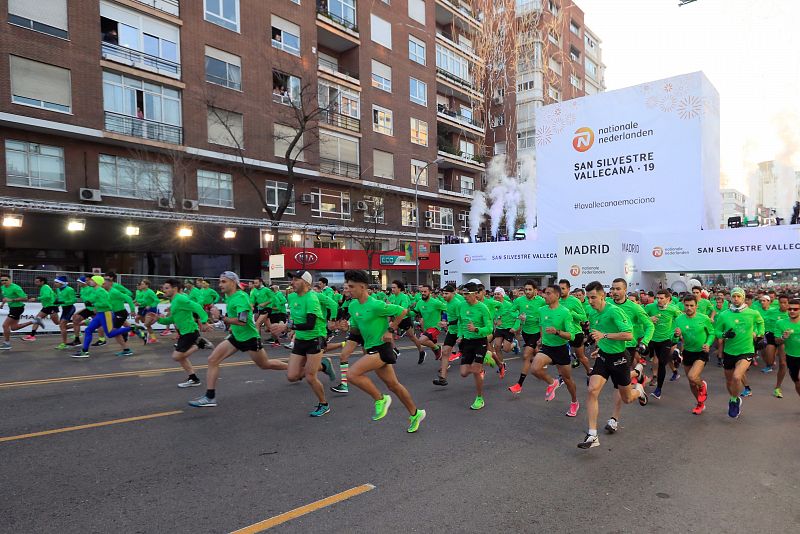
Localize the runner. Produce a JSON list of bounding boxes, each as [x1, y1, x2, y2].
[[490, 287, 516, 379], [674, 295, 714, 414], [531, 285, 580, 416], [21, 276, 59, 341], [388, 281, 425, 361], [251, 278, 274, 339], [268, 284, 288, 346], [330, 286, 360, 394], [578, 281, 647, 449], [344, 269, 426, 432], [68, 276, 100, 347], [691, 286, 716, 320], [71, 276, 136, 358], [188, 271, 288, 407], [455, 282, 494, 410], [644, 289, 682, 399], [776, 298, 800, 399], [158, 278, 212, 388], [508, 281, 546, 395], [53, 276, 77, 350], [756, 295, 782, 374], [107, 277, 136, 355], [134, 279, 160, 344], [409, 285, 446, 363], [558, 279, 590, 374], [433, 284, 463, 386], [0, 275, 28, 350], [773, 294, 791, 397], [714, 287, 765, 418]]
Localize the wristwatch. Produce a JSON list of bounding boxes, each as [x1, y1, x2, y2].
[[603, 333, 609, 339]]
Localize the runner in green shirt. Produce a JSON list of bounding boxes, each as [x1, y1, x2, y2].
[[69, 277, 99, 347], [158, 278, 211, 388], [559, 279, 591, 374], [388, 280, 425, 358], [22, 276, 60, 341], [409, 284, 446, 363], [184, 280, 204, 305], [691, 287, 716, 320], [53, 276, 77, 349], [773, 294, 792, 397], [433, 285, 465, 386], [188, 272, 287, 408], [674, 295, 715, 414], [1, 276, 31, 349], [775, 298, 800, 399], [134, 279, 161, 343], [456, 282, 494, 411], [644, 290, 684, 396], [508, 281, 546, 394], [756, 294, 782, 373], [489, 287, 517, 379]]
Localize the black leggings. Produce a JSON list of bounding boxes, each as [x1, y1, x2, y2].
[[650, 340, 673, 389]]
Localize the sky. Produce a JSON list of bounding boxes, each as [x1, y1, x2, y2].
[[576, 0, 800, 195]]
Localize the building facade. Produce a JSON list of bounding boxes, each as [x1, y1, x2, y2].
[[720, 188, 746, 228], [0, 0, 485, 284]]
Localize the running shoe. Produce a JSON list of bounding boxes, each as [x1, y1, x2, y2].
[[470, 395, 485, 410], [570, 354, 580, 369], [393, 347, 401, 359], [178, 378, 201, 388], [330, 383, 349, 394], [321, 357, 336, 382], [498, 362, 507, 380], [636, 383, 648, 406], [372, 394, 392, 421], [418, 351, 426, 365], [309, 403, 331, 417], [508, 383, 522, 394], [545, 379, 561, 401], [67, 339, 81, 347], [669, 371, 680, 382], [692, 402, 705, 415], [116, 348, 134, 357], [92, 339, 107, 347], [774, 387, 783, 398], [698, 380, 708, 403], [432, 376, 448, 386], [189, 395, 217, 407], [651, 388, 662, 400], [740, 386, 752, 398], [283, 342, 294, 350], [131, 325, 148, 344], [199, 337, 213, 349], [71, 349, 89, 358], [22, 335, 36, 342], [566, 401, 580, 417], [55, 342, 68, 350], [512, 340, 520, 355], [146, 337, 158, 344], [604, 418, 618, 434], [160, 329, 173, 336], [483, 352, 496, 367], [577, 433, 599, 449], [728, 397, 741, 418], [760, 366, 773, 374], [448, 352, 461, 362], [33, 317, 44, 327], [407, 408, 426, 433]]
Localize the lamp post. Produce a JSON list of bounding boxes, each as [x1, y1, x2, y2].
[[415, 157, 443, 288]]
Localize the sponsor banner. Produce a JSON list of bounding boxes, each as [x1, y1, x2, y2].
[[268, 254, 285, 279], [277, 247, 440, 271], [558, 230, 646, 290], [536, 71, 720, 234]]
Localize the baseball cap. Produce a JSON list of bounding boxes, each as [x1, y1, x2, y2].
[[54, 276, 68, 286], [290, 271, 313, 285], [460, 282, 479, 294], [91, 275, 105, 286], [219, 271, 240, 285], [467, 278, 484, 287]]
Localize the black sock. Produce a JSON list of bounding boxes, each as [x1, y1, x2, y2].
[[321, 402, 328, 406], [189, 374, 198, 381], [518, 374, 527, 385], [206, 389, 215, 399]]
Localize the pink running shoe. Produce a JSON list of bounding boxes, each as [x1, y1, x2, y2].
[[22, 335, 36, 342], [566, 401, 580, 417], [160, 329, 173, 337], [545, 379, 561, 401], [697, 380, 708, 403], [508, 383, 522, 394]]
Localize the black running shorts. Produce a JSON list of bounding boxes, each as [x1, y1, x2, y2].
[[682, 350, 709, 366], [292, 337, 324, 357], [366, 342, 396, 365], [227, 334, 263, 353], [722, 352, 753, 371], [175, 331, 200, 353], [459, 338, 488, 365], [521, 331, 540, 348], [540, 344, 570, 366], [590, 350, 632, 389]]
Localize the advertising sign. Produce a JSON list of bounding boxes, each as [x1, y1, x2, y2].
[[268, 254, 285, 279], [558, 230, 646, 290], [278, 247, 440, 271], [536, 71, 720, 233]]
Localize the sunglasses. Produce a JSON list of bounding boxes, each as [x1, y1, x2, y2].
[[789, 308, 800, 312]]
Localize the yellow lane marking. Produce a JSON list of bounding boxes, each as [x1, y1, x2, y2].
[[230, 484, 375, 533], [0, 410, 183, 443]]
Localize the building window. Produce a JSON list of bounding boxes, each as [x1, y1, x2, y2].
[[271, 15, 300, 55], [9, 56, 71, 113], [570, 21, 580, 36], [401, 200, 416, 227], [548, 0, 559, 16], [460, 175, 474, 196], [363, 195, 385, 224], [548, 85, 561, 101], [99, 154, 172, 200], [548, 31, 559, 46], [435, 45, 470, 83], [492, 114, 505, 127], [205, 46, 241, 90], [411, 159, 428, 186], [103, 71, 181, 126], [569, 47, 580, 62], [370, 14, 392, 49], [570, 73, 581, 89], [372, 105, 393, 136], [585, 57, 598, 79], [548, 57, 562, 75], [197, 170, 234, 208], [319, 131, 359, 177], [319, 80, 360, 119], [410, 118, 428, 146], [273, 123, 305, 161], [459, 140, 475, 158], [409, 78, 427, 106], [312, 188, 351, 220], [266, 180, 296, 215], [371, 60, 392, 92], [585, 33, 596, 50], [518, 128, 535, 150], [373, 150, 394, 179], [324, 0, 357, 28], [493, 142, 506, 155], [409, 35, 426, 65], [207, 107, 244, 148], [5, 140, 65, 191], [408, 0, 425, 24], [205, 0, 239, 32], [273, 70, 301, 105], [8, 0, 68, 39], [428, 205, 454, 230]]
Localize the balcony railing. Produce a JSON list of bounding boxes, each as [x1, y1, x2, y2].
[[435, 67, 477, 92], [320, 110, 360, 132], [104, 111, 183, 144], [437, 104, 483, 129], [438, 146, 484, 166], [319, 157, 360, 178], [438, 187, 474, 199], [101, 41, 181, 78], [132, 0, 180, 16], [316, 2, 358, 32], [318, 57, 359, 81]]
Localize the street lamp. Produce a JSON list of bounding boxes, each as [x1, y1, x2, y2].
[[415, 157, 443, 288]]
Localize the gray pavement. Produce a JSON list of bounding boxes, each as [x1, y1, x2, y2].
[[1, 332, 799, 533]]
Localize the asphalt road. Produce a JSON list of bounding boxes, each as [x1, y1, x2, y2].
[[1, 332, 798, 534]]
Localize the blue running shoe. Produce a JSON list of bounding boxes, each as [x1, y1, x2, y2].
[[728, 397, 741, 418], [740, 386, 752, 397], [651, 388, 662, 400]]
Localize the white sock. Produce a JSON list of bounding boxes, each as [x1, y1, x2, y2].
[[588, 429, 597, 436]]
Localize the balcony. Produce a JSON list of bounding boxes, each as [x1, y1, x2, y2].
[[318, 57, 360, 86], [437, 103, 484, 135], [104, 111, 183, 144], [437, 187, 473, 202], [435, 0, 482, 33], [316, 1, 358, 32], [131, 0, 180, 17], [435, 67, 482, 100], [435, 32, 480, 64], [320, 110, 360, 133], [316, 1, 360, 52], [437, 146, 485, 170], [101, 41, 180, 79], [319, 157, 360, 179]]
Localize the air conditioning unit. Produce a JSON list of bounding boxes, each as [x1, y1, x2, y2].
[[492, 96, 503, 105], [458, 213, 467, 221], [424, 220, 433, 228], [354, 201, 368, 211], [79, 188, 102, 202], [157, 197, 175, 209], [182, 199, 199, 211], [300, 194, 314, 204], [424, 210, 434, 219]]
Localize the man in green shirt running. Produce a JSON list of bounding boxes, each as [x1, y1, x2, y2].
[[188, 272, 287, 408], [1, 275, 28, 350], [691, 286, 716, 320], [578, 281, 647, 450], [134, 279, 160, 344], [559, 279, 591, 374], [773, 294, 792, 397], [674, 295, 715, 414], [388, 280, 425, 360], [456, 282, 494, 411], [490, 287, 516, 379], [433, 285, 464, 386], [53, 276, 77, 350], [756, 294, 782, 374], [775, 298, 800, 399], [345, 269, 426, 433], [22, 276, 60, 341], [645, 289, 683, 398], [409, 284, 446, 363], [508, 280, 546, 395]]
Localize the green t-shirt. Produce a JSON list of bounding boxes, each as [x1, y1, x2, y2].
[[113, 282, 132, 297], [288, 291, 326, 340], [674, 313, 715, 352], [444, 294, 464, 334], [372, 291, 388, 302], [512, 295, 546, 334], [560, 295, 587, 323], [644, 303, 682, 342], [457, 300, 493, 340], [187, 287, 204, 304], [695, 298, 715, 317], [538, 304, 576, 347], [109, 287, 133, 313], [56, 285, 77, 307], [757, 305, 784, 333], [272, 290, 287, 312], [715, 307, 765, 356], [225, 290, 259, 341], [316, 291, 339, 321], [388, 291, 411, 310], [157, 293, 207, 334], [494, 299, 518, 329], [348, 297, 405, 350], [2, 283, 26, 308], [200, 287, 220, 306], [588, 304, 633, 354], [92, 287, 112, 312], [38, 284, 56, 307], [776, 317, 800, 357], [79, 285, 96, 310], [135, 288, 160, 308], [415, 296, 447, 330], [610, 298, 655, 347]]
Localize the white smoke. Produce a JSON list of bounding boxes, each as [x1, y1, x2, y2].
[[469, 190, 487, 241], [774, 114, 800, 223], [518, 153, 538, 240]]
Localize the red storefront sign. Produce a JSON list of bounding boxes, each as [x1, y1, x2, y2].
[[260, 247, 440, 271]]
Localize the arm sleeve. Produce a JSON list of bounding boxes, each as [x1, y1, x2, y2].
[[638, 306, 655, 345]]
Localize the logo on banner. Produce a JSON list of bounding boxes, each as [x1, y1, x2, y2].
[[464, 255, 471, 263], [294, 252, 319, 265], [652, 247, 664, 258], [572, 127, 595, 152], [570, 265, 581, 276]]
